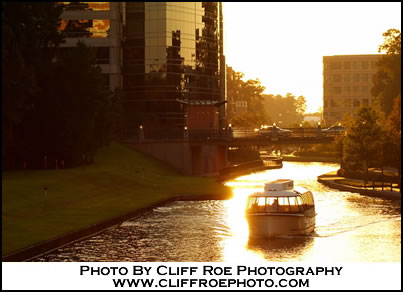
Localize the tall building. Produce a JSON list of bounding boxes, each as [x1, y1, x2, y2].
[[121, 2, 226, 132], [56, 2, 226, 134], [57, 2, 122, 91], [323, 54, 382, 125]]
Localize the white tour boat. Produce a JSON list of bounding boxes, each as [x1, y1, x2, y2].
[[245, 179, 316, 238]]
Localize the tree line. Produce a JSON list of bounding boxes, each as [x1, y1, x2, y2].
[[226, 67, 308, 128], [2, 2, 124, 170]]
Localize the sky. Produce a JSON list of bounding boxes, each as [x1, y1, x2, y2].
[[223, 2, 401, 113]]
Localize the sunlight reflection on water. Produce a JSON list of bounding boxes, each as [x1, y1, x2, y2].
[[34, 162, 401, 262]]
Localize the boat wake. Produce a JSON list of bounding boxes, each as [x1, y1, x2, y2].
[[312, 215, 401, 238]]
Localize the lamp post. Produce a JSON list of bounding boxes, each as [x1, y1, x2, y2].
[[139, 125, 144, 142], [316, 122, 322, 138]]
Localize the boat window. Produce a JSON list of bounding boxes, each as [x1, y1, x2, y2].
[[247, 197, 257, 210], [256, 197, 266, 212], [289, 196, 303, 212], [265, 197, 278, 212], [248, 195, 310, 213], [300, 192, 314, 210], [278, 197, 290, 212], [296, 196, 303, 207], [247, 197, 266, 212]]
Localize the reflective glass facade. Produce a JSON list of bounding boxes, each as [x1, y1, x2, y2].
[[122, 2, 225, 129], [59, 19, 111, 38], [58, 2, 110, 11], [57, 2, 122, 92]]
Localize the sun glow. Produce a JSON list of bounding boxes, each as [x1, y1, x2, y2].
[[223, 2, 401, 113]]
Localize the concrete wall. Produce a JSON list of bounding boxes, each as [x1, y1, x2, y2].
[[130, 142, 228, 175]]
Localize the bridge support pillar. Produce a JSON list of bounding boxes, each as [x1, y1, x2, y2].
[[127, 141, 227, 176], [190, 144, 228, 175]]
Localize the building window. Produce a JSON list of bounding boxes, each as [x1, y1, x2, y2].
[[96, 47, 110, 64], [344, 74, 351, 82], [353, 99, 360, 107], [361, 86, 369, 94], [330, 62, 342, 70], [362, 98, 369, 106], [361, 61, 369, 70], [59, 19, 110, 38], [352, 61, 360, 70], [330, 87, 342, 95], [343, 61, 351, 70], [353, 73, 360, 82], [330, 99, 340, 108], [343, 86, 351, 95], [333, 74, 342, 82], [360, 73, 368, 82]]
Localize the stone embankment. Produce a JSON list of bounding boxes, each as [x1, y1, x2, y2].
[[217, 158, 283, 182], [317, 171, 401, 200]]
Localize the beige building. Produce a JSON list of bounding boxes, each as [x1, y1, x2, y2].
[[323, 54, 382, 125], [58, 2, 122, 91]]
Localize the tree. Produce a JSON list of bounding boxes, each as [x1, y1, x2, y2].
[[263, 93, 307, 127], [227, 67, 269, 127], [26, 41, 117, 167], [296, 96, 307, 116], [384, 95, 401, 190], [230, 111, 271, 128], [342, 106, 385, 187], [2, 2, 64, 169], [371, 29, 401, 116]]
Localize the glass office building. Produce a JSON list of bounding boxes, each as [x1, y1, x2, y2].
[[122, 2, 225, 131], [57, 2, 122, 91]]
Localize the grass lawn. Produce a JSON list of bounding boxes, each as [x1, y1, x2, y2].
[[2, 142, 232, 256]]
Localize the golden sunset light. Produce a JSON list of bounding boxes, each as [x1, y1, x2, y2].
[[2, 2, 401, 290], [223, 2, 401, 113]]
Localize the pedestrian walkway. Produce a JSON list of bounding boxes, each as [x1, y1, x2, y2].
[[318, 171, 401, 200]]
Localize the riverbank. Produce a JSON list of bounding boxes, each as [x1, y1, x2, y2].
[[281, 155, 339, 163], [217, 158, 283, 182], [2, 142, 232, 260], [317, 171, 401, 200]]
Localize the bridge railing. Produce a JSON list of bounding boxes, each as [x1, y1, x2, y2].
[[132, 126, 343, 142]]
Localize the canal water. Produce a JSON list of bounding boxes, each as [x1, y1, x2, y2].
[[33, 162, 401, 262]]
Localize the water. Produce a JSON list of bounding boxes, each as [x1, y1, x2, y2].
[[33, 162, 401, 262]]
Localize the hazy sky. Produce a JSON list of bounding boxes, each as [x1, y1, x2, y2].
[[223, 2, 401, 113]]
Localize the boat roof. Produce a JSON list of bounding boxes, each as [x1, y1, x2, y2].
[[248, 186, 310, 198]]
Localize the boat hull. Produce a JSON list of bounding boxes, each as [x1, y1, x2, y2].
[[246, 211, 315, 238]]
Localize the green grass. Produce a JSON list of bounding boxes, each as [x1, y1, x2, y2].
[[2, 142, 232, 256]]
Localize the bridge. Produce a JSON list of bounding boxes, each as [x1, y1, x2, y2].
[[129, 127, 339, 145], [122, 127, 340, 176]]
